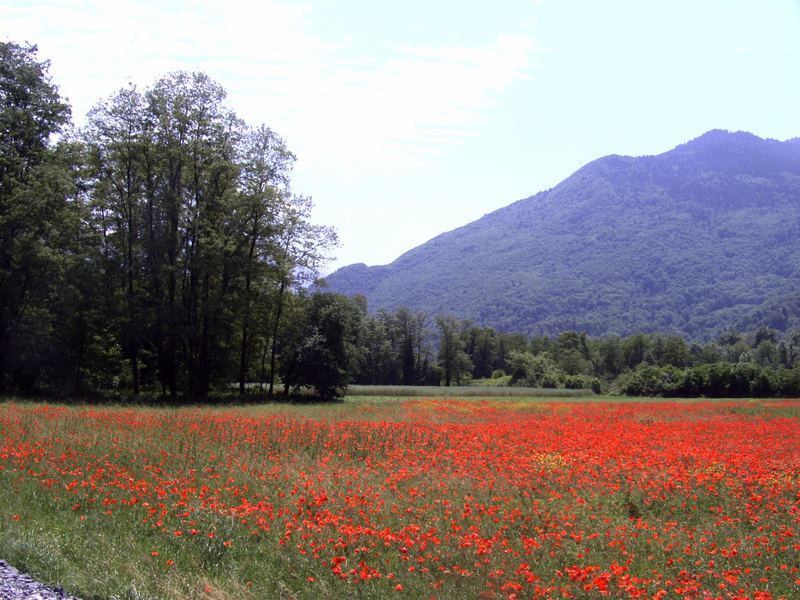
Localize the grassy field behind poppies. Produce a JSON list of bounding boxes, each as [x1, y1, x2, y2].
[[1, 397, 799, 599]]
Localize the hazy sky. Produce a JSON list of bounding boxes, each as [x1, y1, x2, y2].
[[3, 0, 799, 273]]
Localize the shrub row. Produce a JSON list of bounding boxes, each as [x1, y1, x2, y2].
[[617, 362, 800, 397]]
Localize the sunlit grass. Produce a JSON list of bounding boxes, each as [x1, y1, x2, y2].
[[1, 397, 799, 599]]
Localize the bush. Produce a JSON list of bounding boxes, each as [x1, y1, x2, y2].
[[616, 362, 800, 398]]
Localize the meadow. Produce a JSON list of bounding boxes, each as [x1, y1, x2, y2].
[[0, 397, 798, 599]]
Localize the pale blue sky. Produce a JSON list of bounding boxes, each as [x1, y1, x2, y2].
[[3, 0, 799, 272]]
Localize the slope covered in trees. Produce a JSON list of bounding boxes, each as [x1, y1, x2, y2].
[[325, 130, 800, 340]]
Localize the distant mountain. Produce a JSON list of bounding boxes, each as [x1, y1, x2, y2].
[[324, 130, 800, 340]]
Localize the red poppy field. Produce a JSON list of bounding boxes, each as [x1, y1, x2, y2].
[[1, 398, 799, 599]]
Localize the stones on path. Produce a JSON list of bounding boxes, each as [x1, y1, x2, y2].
[[0, 560, 79, 600]]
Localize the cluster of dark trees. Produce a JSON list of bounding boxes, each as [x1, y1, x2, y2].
[[1, 41, 337, 400], [3, 42, 799, 402]]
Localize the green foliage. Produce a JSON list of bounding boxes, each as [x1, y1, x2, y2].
[[0, 42, 78, 393], [509, 351, 560, 387], [507, 349, 602, 393], [282, 294, 364, 401], [617, 362, 800, 398], [0, 41, 337, 400], [435, 315, 473, 386]]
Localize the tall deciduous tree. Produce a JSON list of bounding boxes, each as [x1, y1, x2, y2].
[[85, 73, 243, 399], [280, 293, 363, 400], [436, 315, 472, 386], [265, 194, 338, 397], [85, 85, 148, 392], [396, 307, 433, 385], [0, 42, 72, 391], [233, 125, 294, 395]]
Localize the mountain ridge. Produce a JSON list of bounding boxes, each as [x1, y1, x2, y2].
[[324, 130, 800, 340]]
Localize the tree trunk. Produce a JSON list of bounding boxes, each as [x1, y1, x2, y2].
[[238, 233, 257, 395], [127, 224, 140, 395], [282, 349, 297, 400], [267, 277, 287, 398]]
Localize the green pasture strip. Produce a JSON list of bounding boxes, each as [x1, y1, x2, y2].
[[345, 384, 592, 397]]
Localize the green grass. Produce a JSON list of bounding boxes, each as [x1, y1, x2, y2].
[[345, 384, 592, 397], [1, 397, 799, 599]]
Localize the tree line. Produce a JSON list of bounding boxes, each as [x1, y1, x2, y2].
[[3, 41, 799, 402], [332, 303, 800, 398]]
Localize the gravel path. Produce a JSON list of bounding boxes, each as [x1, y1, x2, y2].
[[0, 560, 79, 600]]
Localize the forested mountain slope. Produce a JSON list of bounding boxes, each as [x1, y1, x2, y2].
[[325, 130, 800, 340]]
